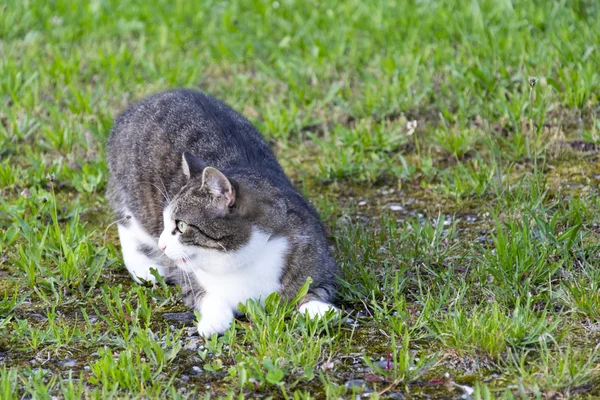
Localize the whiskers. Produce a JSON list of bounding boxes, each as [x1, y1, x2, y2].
[[151, 179, 171, 206], [180, 249, 195, 269], [175, 249, 198, 303], [140, 175, 172, 208]]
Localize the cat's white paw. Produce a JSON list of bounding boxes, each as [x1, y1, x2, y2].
[[117, 219, 165, 284], [197, 311, 233, 338], [299, 300, 339, 319], [197, 296, 234, 338]]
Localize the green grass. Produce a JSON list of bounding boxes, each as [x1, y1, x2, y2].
[[1, 0, 600, 398]]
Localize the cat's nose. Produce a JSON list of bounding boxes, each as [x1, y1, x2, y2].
[[159, 245, 166, 252]]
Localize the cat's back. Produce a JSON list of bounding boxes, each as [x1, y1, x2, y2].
[[108, 89, 277, 170]]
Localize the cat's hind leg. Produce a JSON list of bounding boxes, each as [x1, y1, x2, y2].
[[299, 300, 339, 318], [298, 293, 340, 319], [117, 216, 166, 284]]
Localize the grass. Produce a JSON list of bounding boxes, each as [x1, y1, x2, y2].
[[1, 0, 600, 398]]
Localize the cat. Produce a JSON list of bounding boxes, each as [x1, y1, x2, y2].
[[107, 89, 338, 337]]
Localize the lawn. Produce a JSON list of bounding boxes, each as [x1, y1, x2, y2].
[[1, 0, 600, 398]]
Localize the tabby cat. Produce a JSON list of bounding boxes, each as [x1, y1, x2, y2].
[[107, 89, 338, 337]]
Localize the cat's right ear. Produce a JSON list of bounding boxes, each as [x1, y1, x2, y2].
[[182, 152, 206, 179]]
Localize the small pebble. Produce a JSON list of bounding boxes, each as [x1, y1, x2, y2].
[[344, 379, 371, 393], [181, 375, 190, 382], [162, 312, 196, 323], [476, 236, 492, 245], [375, 360, 394, 370], [387, 203, 403, 211], [358, 201, 367, 206], [29, 313, 48, 322], [186, 327, 198, 337], [184, 339, 199, 352], [55, 359, 77, 367], [191, 366, 201, 375], [387, 393, 405, 400], [84, 366, 90, 371]]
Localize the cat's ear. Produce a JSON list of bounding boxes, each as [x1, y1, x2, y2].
[[201, 167, 235, 207], [182, 152, 206, 179]]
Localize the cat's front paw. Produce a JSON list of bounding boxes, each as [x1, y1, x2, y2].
[[196, 295, 236, 338], [197, 306, 234, 338]]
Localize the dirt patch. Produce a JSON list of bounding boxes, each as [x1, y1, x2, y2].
[[564, 139, 600, 153]]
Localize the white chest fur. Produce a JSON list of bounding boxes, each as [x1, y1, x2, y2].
[[191, 232, 289, 310]]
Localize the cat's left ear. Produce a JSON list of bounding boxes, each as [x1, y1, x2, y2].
[[182, 152, 206, 179], [202, 167, 235, 207]]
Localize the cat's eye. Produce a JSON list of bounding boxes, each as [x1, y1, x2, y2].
[[176, 220, 187, 233]]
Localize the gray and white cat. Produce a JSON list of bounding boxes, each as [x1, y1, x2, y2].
[[107, 89, 338, 337]]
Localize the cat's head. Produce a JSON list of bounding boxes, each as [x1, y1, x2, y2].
[[157, 152, 258, 270]]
